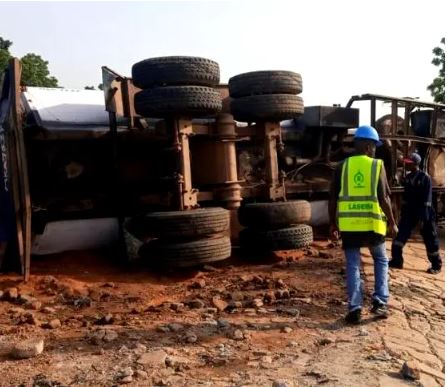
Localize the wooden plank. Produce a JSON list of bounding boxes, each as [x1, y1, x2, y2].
[[10, 58, 31, 281]]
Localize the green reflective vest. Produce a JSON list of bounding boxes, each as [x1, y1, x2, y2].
[[337, 155, 387, 235]]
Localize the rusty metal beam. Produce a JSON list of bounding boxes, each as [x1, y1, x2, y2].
[[404, 103, 411, 136], [390, 101, 398, 185], [347, 93, 445, 109], [370, 97, 376, 126], [177, 119, 197, 209], [259, 122, 285, 201]]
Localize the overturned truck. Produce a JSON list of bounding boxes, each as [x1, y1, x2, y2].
[[0, 57, 444, 279]]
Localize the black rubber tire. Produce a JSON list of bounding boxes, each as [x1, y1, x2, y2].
[[238, 201, 311, 230], [140, 236, 231, 268], [135, 86, 222, 118], [229, 71, 302, 98], [231, 94, 304, 122], [239, 225, 313, 251], [142, 208, 230, 238], [132, 56, 220, 88]]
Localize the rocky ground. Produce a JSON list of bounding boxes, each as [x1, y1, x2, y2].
[[0, 236, 444, 387]]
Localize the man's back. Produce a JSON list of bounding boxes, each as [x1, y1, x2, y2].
[[403, 170, 431, 209], [330, 155, 391, 248]]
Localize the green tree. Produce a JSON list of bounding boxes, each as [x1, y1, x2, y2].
[[20, 53, 58, 87], [0, 37, 12, 75], [0, 37, 12, 50], [84, 85, 95, 90], [98, 83, 104, 91], [427, 38, 445, 104]]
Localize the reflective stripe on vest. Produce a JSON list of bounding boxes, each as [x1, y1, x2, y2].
[[337, 155, 387, 235]]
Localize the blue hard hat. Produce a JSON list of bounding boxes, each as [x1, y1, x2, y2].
[[354, 125, 382, 146]]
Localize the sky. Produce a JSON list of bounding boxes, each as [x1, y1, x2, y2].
[[0, 0, 445, 122]]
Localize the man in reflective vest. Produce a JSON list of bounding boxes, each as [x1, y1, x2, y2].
[[329, 125, 399, 324], [389, 152, 442, 274]]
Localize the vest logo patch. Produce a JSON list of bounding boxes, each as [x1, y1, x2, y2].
[[348, 203, 373, 210], [353, 170, 365, 188]]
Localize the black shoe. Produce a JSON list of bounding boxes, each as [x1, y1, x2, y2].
[[427, 266, 442, 274], [345, 309, 361, 325], [370, 300, 389, 319], [388, 259, 403, 269]]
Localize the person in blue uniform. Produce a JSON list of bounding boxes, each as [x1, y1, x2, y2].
[[389, 152, 442, 274]]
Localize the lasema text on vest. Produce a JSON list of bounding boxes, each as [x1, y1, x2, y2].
[[348, 203, 373, 210]]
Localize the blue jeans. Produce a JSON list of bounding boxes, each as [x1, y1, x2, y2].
[[344, 242, 389, 312]]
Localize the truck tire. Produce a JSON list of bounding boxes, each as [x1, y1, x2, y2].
[[135, 86, 222, 118], [239, 225, 313, 251], [139, 236, 231, 268], [229, 71, 302, 98], [231, 94, 304, 122], [238, 201, 311, 230], [132, 56, 220, 88], [143, 208, 230, 238]]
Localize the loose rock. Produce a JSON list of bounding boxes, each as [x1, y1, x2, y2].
[[212, 296, 228, 312], [10, 338, 44, 359], [185, 332, 198, 343], [272, 380, 289, 387], [120, 376, 133, 384], [187, 299, 205, 309], [5, 288, 19, 301], [401, 361, 421, 380], [28, 301, 42, 310], [281, 326, 293, 334], [167, 323, 183, 332], [137, 350, 167, 366], [170, 303, 184, 312], [23, 312, 39, 326], [217, 319, 231, 329], [275, 279, 286, 288], [135, 370, 148, 379], [189, 279, 206, 289], [17, 294, 37, 305], [358, 328, 369, 337], [95, 313, 114, 325], [157, 325, 171, 333], [44, 319, 62, 329], [252, 298, 264, 308], [88, 329, 118, 344], [232, 329, 245, 341], [318, 338, 334, 346]]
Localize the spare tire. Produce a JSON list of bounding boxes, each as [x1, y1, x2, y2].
[[139, 236, 231, 268], [231, 94, 304, 122], [229, 71, 302, 98], [239, 225, 313, 251], [143, 208, 230, 239], [238, 201, 311, 230], [132, 56, 220, 88], [135, 86, 222, 118]]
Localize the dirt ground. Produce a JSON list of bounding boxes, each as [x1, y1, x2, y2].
[[0, 235, 444, 387]]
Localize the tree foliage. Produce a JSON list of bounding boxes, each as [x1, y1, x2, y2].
[[84, 86, 95, 90], [0, 36, 59, 87], [0, 37, 12, 50], [0, 37, 12, 76], [21, 53, 58, 87], [427, 38, 445, 104]]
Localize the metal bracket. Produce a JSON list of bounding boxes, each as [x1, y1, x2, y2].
[[260, 122, 286, 201]]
